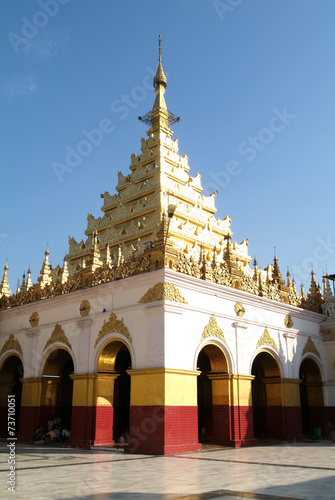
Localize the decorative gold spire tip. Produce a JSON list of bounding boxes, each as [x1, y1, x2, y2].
[[153, 34, 167, 89]]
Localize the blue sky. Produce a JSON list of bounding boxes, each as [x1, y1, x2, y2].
[[1, 0, 334, 295]]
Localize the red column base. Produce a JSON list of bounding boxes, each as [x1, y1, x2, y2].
[[128, 405, 201, 455], [17, 406, 40, 443], [70, 406, 94, 448], [93, 405, 114, 446]]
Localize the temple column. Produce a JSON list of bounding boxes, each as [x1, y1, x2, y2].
[[263, 377, 284, 439], [229, 374, 257, 447], [128, 368, 201, 455], [282, 378, 304, 439], [70, 373, 97, 448], [94, 373, 118, 446], [207, 372, 230, 445], [18, 377, 42, 443]]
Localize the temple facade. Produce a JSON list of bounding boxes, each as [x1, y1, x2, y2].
[[1, 38, 334, 454]]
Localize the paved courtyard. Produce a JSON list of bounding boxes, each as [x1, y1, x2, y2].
[[0, 441, 334, 499]]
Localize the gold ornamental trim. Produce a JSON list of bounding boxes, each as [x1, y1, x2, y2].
[[284, 314, 294, 329], [79, 300, 91, 317], [234, 302, 245, 317], [29, 312, 39, 327], [201, 315, 226, 343], [94, 312, 132, 348], [138, 282, 188, 304], [0, 334, 23, 358], [44, 324, 72, 351], [256, 328, 278, 352], [302, 336, 321, 359]]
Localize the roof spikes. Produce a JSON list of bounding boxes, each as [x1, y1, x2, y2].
[[0, 262, 11, 298]]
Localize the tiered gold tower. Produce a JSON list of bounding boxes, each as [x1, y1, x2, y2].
[[0, 37, 323, 313]]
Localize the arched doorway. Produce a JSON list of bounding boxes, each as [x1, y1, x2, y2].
[[0, 355, 23, 437], [299, 358, 324, 436], [251, 351, 283, 439], [197, 344, 229, 445], [41, 349, 74, 429], [97, 340, 132, 443]]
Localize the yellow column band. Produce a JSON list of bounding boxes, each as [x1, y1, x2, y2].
[[20, 378, 42, 407], [282, 379, 301, 407], [129, 368, 199, 406]]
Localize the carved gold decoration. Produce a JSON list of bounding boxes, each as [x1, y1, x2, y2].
[[234, 302, 245, 317], [94, 312, 132, 348], [138, 282, 187, 304], [29, 312, 39, 327], [323, 328, 335, 341], [79, 300, 91, 317], [0, 52, 324, 317], [201, 315, 226, 343], [44, 324, 72, 351], [302, 336, 321, 359], [0, 334, 23, 357], [256, 328, 278, 352], [284, 314, 294, 329]]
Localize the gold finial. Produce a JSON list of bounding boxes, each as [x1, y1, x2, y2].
[[153, 34, 167, 89]]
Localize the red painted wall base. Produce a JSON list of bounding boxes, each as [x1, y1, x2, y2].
[[129, 405, 201, 455], [93, 405, 114, 446]]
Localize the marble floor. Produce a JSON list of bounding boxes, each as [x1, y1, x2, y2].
[[0, 441, 334, 500]]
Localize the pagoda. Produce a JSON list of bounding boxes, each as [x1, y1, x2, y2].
[[1, 37, 302, 309]]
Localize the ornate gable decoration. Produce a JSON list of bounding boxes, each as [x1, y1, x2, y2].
[[0, 334, 23, 358], [138, 282, 187, 304], [94, 312, 132, 348], [302, 336, 321, 359], [201, 315, 226, 343], [44, 324, 72, 351], [256, 328, 278, 352]]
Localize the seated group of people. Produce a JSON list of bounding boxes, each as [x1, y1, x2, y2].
[[34, 416, 71, 446]]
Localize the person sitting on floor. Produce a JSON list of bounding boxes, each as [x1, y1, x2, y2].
[[45, 428, 58, 444], [47, 417, 54, 432], [61, 427, 71, 447], [34, 424, 46, 445]]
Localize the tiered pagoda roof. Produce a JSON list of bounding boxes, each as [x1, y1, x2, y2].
[[0, 37, 326, 313]]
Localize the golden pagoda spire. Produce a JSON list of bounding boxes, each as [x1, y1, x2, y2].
[[38, 247, 53, 289], [61, 257, 69, 284], [26, 267, 32, 290], [304, 269, 324, 313], [0, 262, 11, 298], [272, 250, 284, 286], [21, 272, 27, 293]]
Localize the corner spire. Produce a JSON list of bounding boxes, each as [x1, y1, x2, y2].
[[0, 262, 11, 298]]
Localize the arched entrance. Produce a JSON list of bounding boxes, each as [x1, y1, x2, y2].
[[299, 357, 324, 436], [197, 344, 229, 445], [97, 340, 132, 444], [0, 355, 23, 437], [251, 351, 283, 439], [41, 349, 74, 428]]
